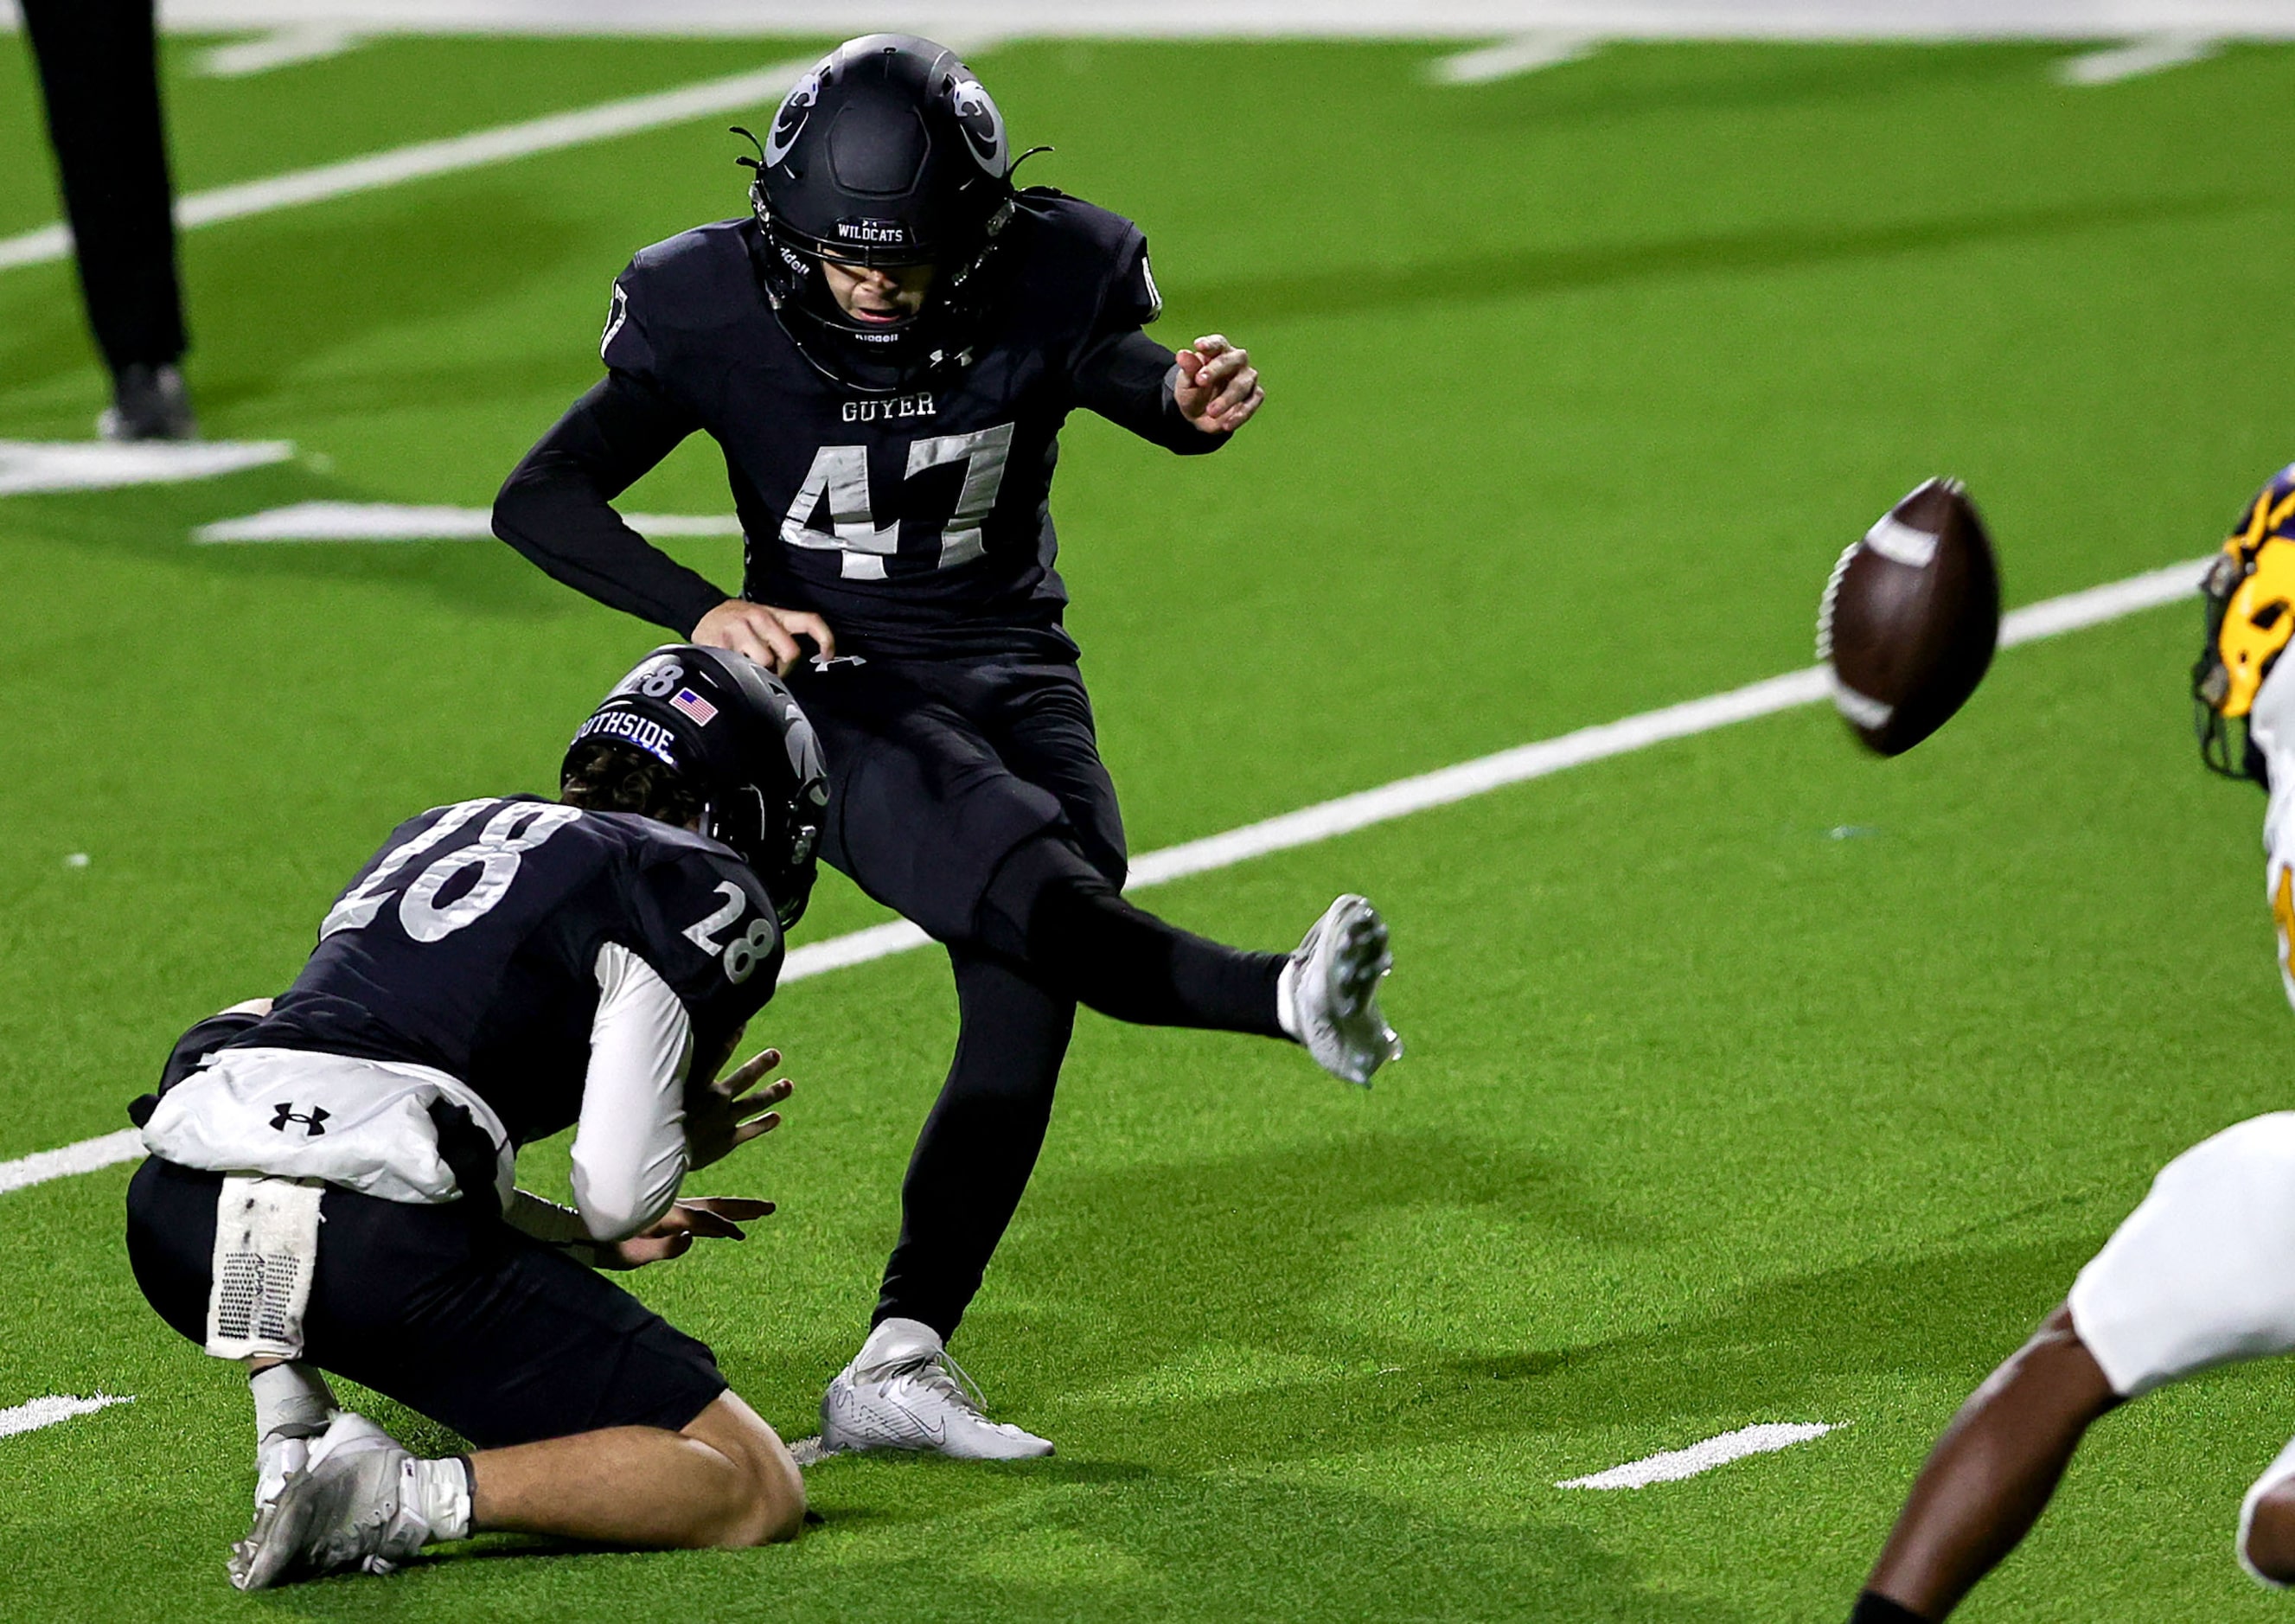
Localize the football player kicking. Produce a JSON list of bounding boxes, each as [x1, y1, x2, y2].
[[1847, 467, 2295, 1623], [124, 645, 828, 1588], [495, 33, 1402, 1461]]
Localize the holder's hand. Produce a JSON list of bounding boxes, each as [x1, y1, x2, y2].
[[686, 1048, 793, 1172], [598, 1197, 775, 1269]]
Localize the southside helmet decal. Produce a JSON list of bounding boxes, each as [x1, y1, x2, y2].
[[569, 645, 830, 929], [572, 707, 680, 769]]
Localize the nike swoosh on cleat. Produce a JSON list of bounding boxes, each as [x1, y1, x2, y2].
[[881, 1393, 946, 1445]]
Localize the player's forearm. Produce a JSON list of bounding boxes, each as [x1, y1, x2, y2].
[[1073, 329, 1231, 455], [495, 457, 726, 635], [494, 374, 727, 635]]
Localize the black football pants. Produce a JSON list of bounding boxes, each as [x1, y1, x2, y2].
[[874, 837, 1288, 1339], [783, 654, 1287, 1340], [21, 0, 187, 374]]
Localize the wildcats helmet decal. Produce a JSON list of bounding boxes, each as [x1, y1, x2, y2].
[[2195, 464, 2295, 780]]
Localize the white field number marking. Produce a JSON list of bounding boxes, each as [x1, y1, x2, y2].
[[0, 1393, 134, 1441], [1557, 1421, 1841, 1489], [0, 557, 2209, 1193]]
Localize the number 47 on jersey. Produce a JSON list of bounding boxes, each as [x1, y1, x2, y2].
[[780, 423, 1014, 579]]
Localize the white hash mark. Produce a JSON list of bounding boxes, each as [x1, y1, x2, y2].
[[0, 1393, 135, 1441], [1557, 1421, 1841, 1489]]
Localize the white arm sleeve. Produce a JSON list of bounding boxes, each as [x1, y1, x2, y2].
[[568, 942, 694, 1242]]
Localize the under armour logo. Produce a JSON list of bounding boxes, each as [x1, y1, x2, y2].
[[269, 1103, 329, 1137]]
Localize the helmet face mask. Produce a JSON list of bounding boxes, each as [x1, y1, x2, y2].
[[569, 646, 829, 928], [2195, 468, 2295, 783], [739, 34, 1018, 393]]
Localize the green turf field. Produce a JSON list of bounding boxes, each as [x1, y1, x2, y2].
[[5, 29, 2295, 1621]]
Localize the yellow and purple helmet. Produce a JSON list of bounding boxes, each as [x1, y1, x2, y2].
[[2196, 464, 2295, 781]]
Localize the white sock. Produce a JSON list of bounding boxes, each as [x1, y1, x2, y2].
[[249, 1361, 334, 1443], [1275, 957, 1303, 1041], [404, 1456, 473, 1544]]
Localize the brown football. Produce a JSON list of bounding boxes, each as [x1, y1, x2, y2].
[[1816, 477, 2001, 756]]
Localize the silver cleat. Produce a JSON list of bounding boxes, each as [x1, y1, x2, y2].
[[228, 1412, 425, 1590], [1289, 894, 1402, 1088], [821, 1318, 1053, 1461]]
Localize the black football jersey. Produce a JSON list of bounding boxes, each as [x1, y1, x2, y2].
[[217, 796, 780, 1151], [495, 191, 1226, 659]]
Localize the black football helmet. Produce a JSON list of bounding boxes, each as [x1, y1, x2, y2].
[[567, 645, 830, 927], [740, 34, 1020, 393]]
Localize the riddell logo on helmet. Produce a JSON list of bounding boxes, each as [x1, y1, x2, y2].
[[835, 219, 911, 246]]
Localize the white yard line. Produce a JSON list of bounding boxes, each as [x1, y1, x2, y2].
[[0, 553, 2208, 1194], [193, 502, 740, 542], [0, 58, 816, 276], [1429, 32, 1601, 82], [197, 26, 368, 79], [0, 1131, 149, 1195], [0, 1393, 135, 1441], [2057, 33, 2224, 83], [1557, 1421, 1841, 1488], [0, 8, 2281, 275]]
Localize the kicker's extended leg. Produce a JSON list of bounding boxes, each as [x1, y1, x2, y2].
[[975, 836, 1287, 1035]]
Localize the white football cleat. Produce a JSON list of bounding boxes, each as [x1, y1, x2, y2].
[[821, 1318, 1053, 1461], [254, 1429, 311, 1513], [229, 1412, 427, 1591], [1284, 894, 1401, 1087]]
